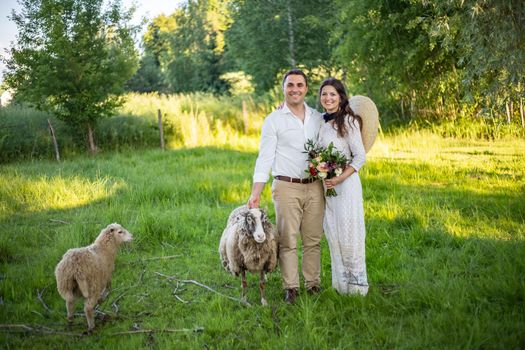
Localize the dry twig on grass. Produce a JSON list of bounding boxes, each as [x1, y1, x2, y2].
[[142, 255, 183, 261], [111, 291, 128, 314], [48, 219, 70, 225], [154, 272, 251, 307], [0, 324, 84, 337], [173, 294, 189, 304], [36, 287, 52, 313], [109, 326, 204, 336]]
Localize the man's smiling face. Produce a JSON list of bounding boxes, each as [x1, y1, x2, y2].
[[283, 74, 308, 108]]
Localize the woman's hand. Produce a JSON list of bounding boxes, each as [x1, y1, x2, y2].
[[324, 177, 341, 189]]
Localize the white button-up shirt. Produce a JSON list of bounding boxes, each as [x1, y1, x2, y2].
[[253, 103, 323, 183]]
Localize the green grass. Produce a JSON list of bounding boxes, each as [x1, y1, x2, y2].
[[1, 132, 524, 349], [2, 91, 524, 163], [0, 92, 272, 163]]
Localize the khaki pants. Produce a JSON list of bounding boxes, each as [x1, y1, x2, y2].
[[271, 179, 325, 290]]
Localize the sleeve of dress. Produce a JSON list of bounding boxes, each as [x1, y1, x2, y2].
[[253, 116, 277, 183], [346, 117, 366, 171]]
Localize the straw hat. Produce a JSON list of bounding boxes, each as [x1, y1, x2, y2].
[[349, 95, 379, 153]]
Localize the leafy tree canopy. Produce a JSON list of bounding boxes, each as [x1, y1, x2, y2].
[[4, 0, 139, 153]]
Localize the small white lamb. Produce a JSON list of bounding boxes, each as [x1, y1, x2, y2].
[[55, 223, 133, 333], [219, 205, 278, 306]]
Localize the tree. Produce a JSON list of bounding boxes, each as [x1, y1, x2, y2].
[[165, 0, 232, 93], [226, 0, 337, 92], [455, 0, 525, 120], [333, 0, 463, 118], [125, 54, 167, 93], [333, 0, 525, 121], [3, 0, 139, 153], [135, 0, 232, 94]]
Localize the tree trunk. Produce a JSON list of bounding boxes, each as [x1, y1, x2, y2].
[[87, 122, 97, 154], [47, 119, 60, 161], [510, 100, 514, 122], [505, 102, 511, 124], [286, 0, 296, 67], [520, 97, 525, 128], [410, 90, 416, 118]]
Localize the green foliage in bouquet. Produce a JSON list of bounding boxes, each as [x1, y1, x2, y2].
[[304, 139, 348, 196]]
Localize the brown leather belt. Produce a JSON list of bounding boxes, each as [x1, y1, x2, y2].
[[275, 175, 315, 184]]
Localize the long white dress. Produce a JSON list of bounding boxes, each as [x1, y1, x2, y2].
[[318, 117, 368, 295]]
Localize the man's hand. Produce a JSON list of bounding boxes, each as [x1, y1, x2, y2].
[[247, 194, 260, 209], [247, 182, 265, 208]]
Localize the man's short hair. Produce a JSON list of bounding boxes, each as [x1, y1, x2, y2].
[[282, 69, 308, 87]]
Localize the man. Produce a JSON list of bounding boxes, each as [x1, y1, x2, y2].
[[247, 69, 325, 304]]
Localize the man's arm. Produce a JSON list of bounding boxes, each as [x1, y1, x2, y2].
[[248, 182, 266, 208], [248, 115, 277, 208]]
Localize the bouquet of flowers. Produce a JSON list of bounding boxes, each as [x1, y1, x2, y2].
[[304, 139, 348, 197]]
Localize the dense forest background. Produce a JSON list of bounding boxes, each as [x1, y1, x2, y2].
[[1, 0, 524, 161], [127, 0, 524, 123]]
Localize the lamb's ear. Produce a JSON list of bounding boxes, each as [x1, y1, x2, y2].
[[260, 210, 267, 223], [243, 211, 251, 224], [244, 211, 255, 232]]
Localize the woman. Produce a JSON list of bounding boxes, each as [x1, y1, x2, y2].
[[318, 77, 368, 295]]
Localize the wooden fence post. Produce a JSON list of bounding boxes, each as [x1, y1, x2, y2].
[[47, 119, 60, 161], [158, 109, 165, 150], [520, 97, 525, 128]]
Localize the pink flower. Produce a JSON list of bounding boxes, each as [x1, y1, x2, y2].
[[316, 162, 329, 173]]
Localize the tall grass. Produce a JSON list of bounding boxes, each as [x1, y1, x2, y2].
[[0, 132, 524, 348], [1, 92, 524, 163], [0, 93, 275, 162], [383, 115, 525, 140]]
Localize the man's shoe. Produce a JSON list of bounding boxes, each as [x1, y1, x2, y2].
[[284, 289, 298, 304], [307, 286, 321, 295]]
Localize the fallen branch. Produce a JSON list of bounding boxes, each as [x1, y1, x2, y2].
[[36, 287, 52, 313], [49, 219, 70, 225], [173, 294, 189, 304], [142, 255, 182, 261], [31, 311, 45, 318], [154, 272, 250, 307], [109, 326, 204, 336], [111, 291, 128, 315], [105, 268, 147, 313], [0, 324, 84, 337]]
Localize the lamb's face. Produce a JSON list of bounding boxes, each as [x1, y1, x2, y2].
[[244, 208, 266, 243], [107, 223, 133, 243]]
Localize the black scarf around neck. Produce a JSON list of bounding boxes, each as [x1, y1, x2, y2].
[[323, 112, 337, 123]]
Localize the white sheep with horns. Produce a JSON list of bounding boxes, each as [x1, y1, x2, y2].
[[219, 205, 278, 306]]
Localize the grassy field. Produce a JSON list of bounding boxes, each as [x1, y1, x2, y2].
[[0, 93, 271, 163], [1, 131, 524, 349]]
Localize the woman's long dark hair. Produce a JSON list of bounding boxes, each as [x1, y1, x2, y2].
[[319, 77, 362, 138]]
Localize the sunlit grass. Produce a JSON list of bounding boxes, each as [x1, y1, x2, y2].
[[120, 92, 270, 145], [0, 131, 523, 348], [0, 173, 126, 219]]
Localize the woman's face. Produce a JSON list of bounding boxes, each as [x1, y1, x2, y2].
[[320, 85, 340, 113]]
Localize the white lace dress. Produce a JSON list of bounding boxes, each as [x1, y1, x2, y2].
[[318, 117, 368, 295]]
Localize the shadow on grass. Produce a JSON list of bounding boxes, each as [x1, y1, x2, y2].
[[1, 148, 524, 348]]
